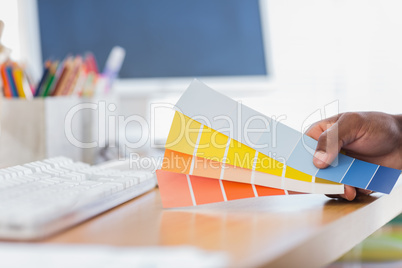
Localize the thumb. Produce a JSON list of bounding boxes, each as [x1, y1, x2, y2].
[[312, 112, 364, 169], [313, 122, 342, 169]]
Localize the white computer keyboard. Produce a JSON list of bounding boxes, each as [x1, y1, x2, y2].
[[0, 157, 156, 240]]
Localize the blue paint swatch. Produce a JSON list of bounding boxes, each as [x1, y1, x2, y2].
[[286, 136, 318, 176], [367, 166, 401, 194], [341, 160, 378, 189], [316, 153, 354, 183]]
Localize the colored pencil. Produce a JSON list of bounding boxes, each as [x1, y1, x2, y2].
[[0, 63, 12, 98], [53, 57, 73, 96], [21, 72, 33, 100], [62, 56, 82, 95], [42, 61, 59, 97], [5, 65, 18, 97], [35, 60, 51, 97], [12, 66, 25, 98]]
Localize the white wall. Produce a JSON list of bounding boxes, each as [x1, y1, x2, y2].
[[0, 0, 42, 80], [0, 0, 20, 60], [236, 0, 402, 131]]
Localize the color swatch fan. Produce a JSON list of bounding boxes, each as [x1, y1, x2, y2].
[[156, 80, 401, 208]]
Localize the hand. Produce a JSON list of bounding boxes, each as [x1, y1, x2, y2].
[[306, 112, 402, 201]]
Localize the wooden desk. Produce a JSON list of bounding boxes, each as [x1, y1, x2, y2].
[[43, 176, 402, 268]]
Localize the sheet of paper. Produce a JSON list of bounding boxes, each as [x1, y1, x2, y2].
[[162, 149, 344, 194], [0, 243, 228, 268], [174, 80, 401, 194], [157, 169, 304, 208]]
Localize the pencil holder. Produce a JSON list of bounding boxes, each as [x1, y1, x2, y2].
[[0, 95, 122, 168], [0, 96, 83, 168]]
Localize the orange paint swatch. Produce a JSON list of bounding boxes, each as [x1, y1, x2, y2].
[[156, 170, 194, 208], [190, 174, 224, 205], [162, 149, 192, 174], [222, 180, 255, 201], [255, 185, 285, 196], [156, 170, 290, 208]]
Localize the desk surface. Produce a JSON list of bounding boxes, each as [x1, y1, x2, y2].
[[42, 171, 402, 268]]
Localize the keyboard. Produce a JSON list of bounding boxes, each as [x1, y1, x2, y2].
[[0, 157, 157, 240]]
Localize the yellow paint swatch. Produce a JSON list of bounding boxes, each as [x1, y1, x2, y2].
[[196, 125, 228, 161], [255, 153, 283, 177], [226, 139, 255, 170], [315, 177, 342, 185], [166, 111, 202, 156], [285, 166, 312, 182]]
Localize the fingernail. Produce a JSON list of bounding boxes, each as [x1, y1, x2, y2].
[[314, 151, 328, 166], [364, 190, 373, 195], [357, 189, 373, 196]]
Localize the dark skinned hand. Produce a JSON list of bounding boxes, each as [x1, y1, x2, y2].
[[306, 112, 402, 201]]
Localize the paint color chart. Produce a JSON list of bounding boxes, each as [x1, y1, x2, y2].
[[173, 80, 401, 194], [163, 118, 344, 194], [156, 80, 401, 208]]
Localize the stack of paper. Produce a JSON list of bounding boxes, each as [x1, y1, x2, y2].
[[0, 244, 227, 268], [156, 80, 401, 208]]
